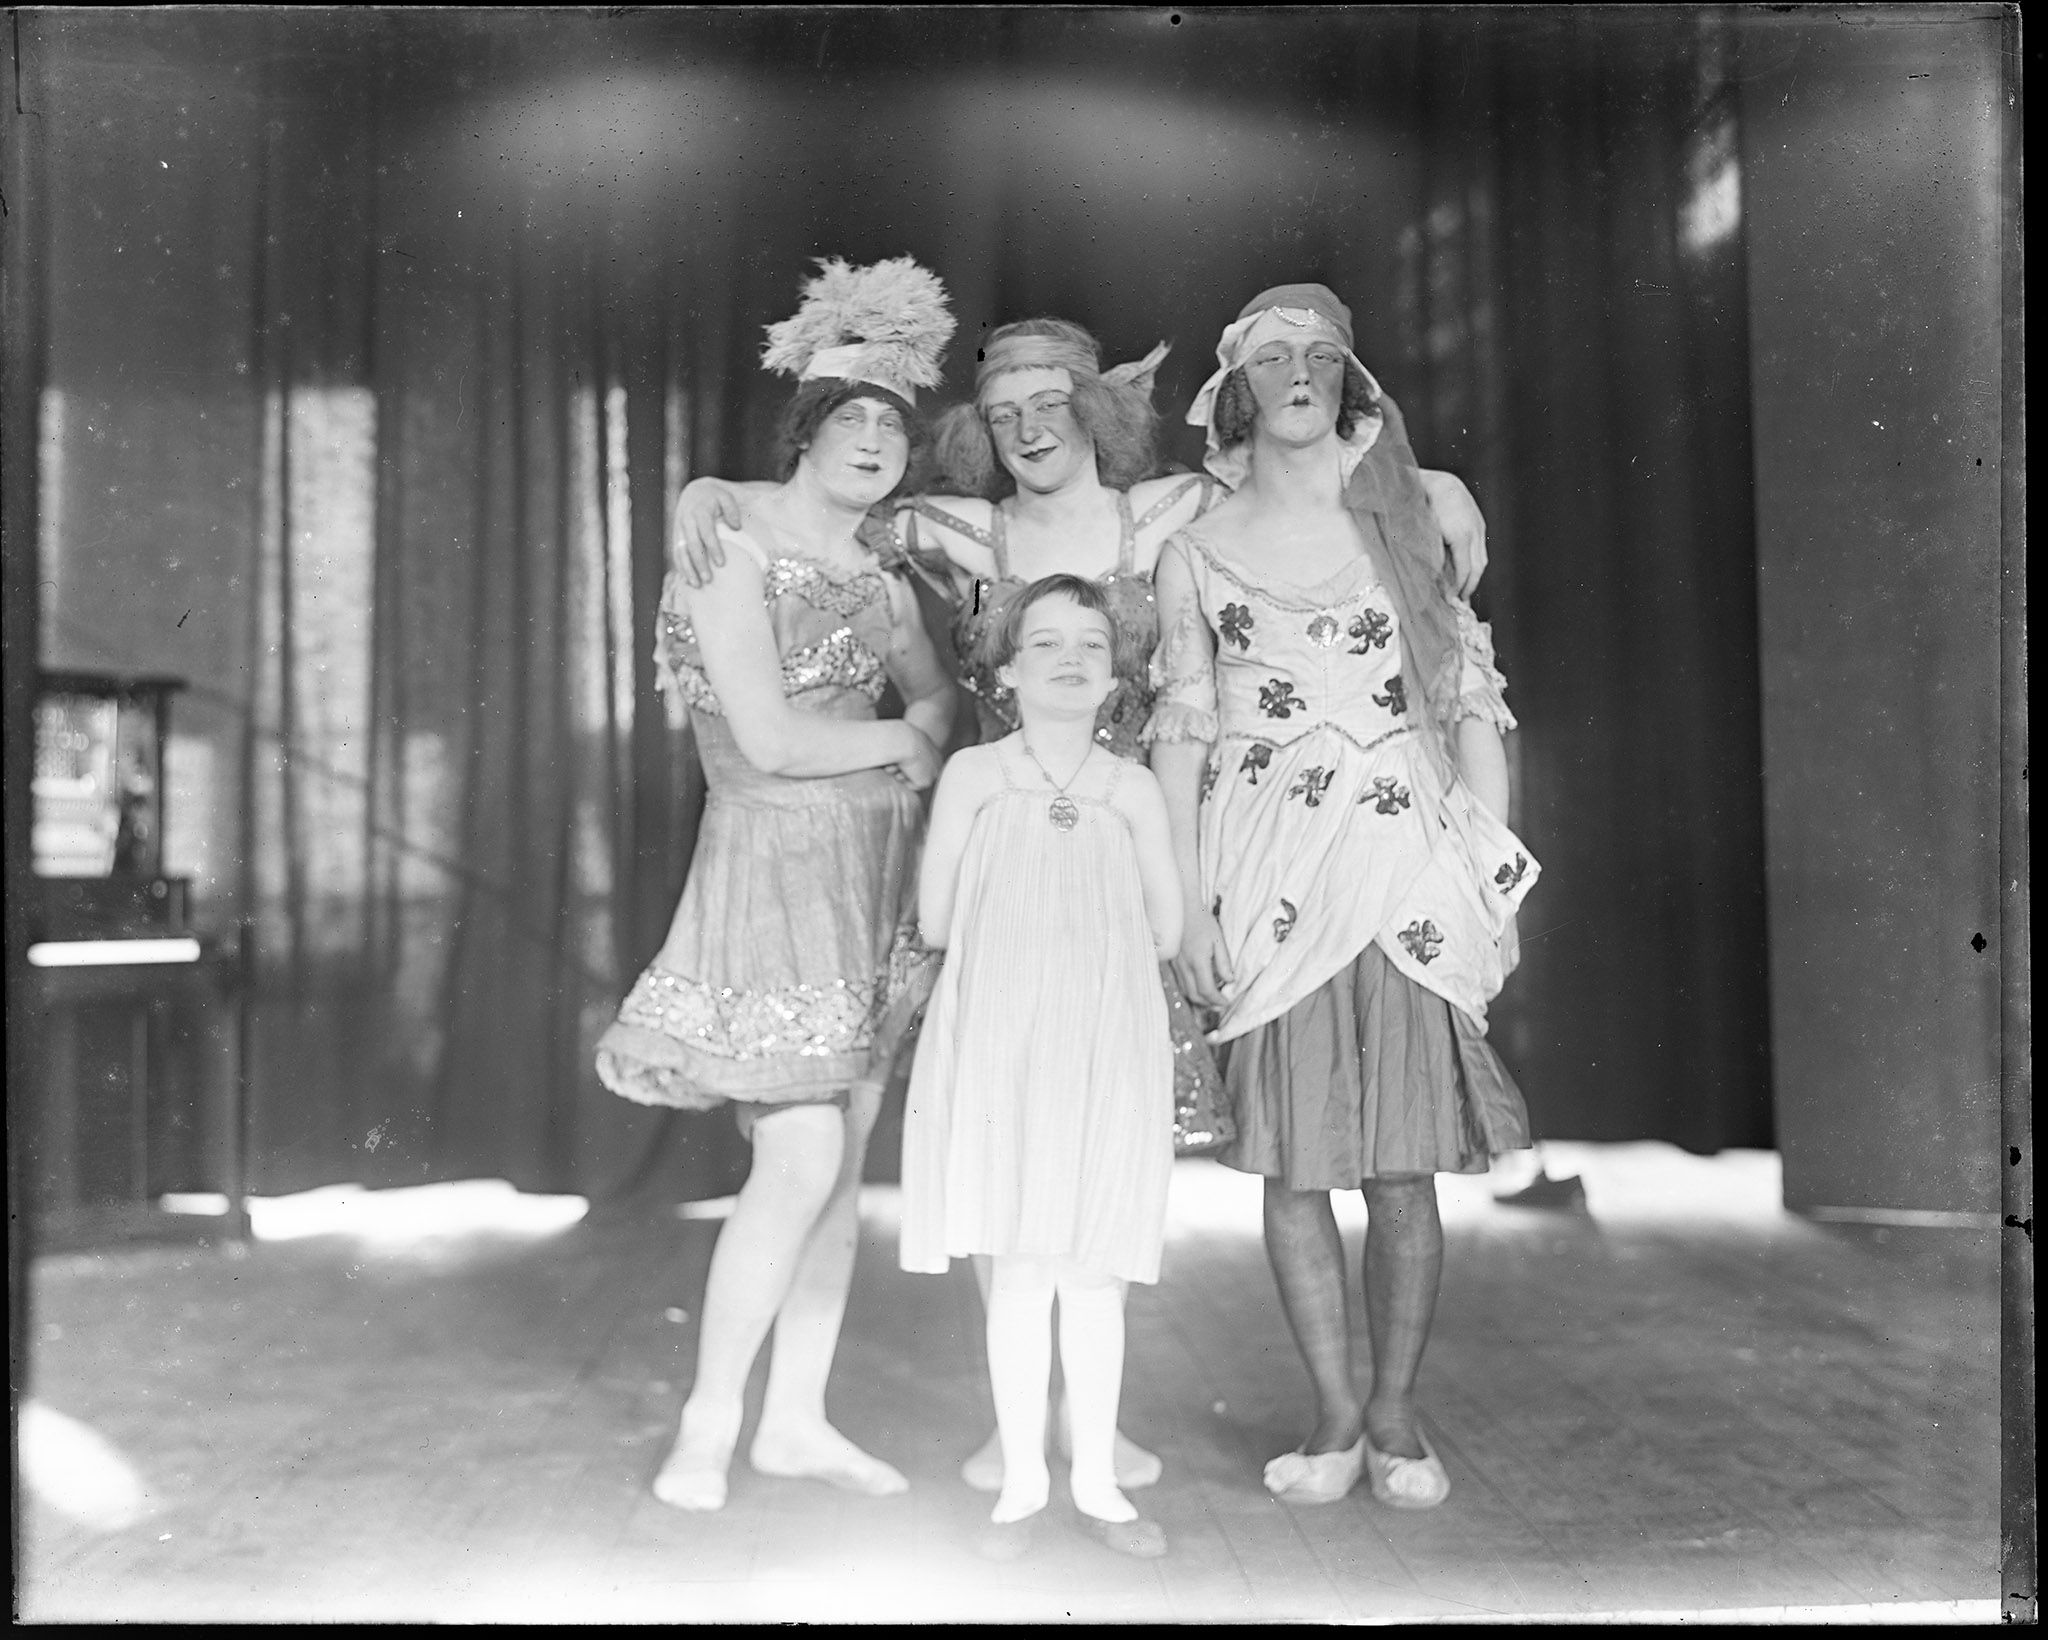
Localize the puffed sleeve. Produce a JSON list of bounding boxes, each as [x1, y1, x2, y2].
[[1141, 536, 1220, 745], [1449, 594, 1517, 732]]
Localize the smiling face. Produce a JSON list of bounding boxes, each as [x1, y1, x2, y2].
[[1242, 335, 1350, 445], [980, 366, 1094, 495], [996, 590, 1117, 721], [802, 393, 911, 508]]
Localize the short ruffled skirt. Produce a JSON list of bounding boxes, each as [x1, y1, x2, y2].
[[1219, 942, 1529, 1188], [595, 728, 927, 1115]]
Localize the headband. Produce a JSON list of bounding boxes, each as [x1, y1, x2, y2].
[[976, 332, 1172, 404]]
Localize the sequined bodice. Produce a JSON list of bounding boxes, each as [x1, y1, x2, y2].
[[657, 557, 894, 719]]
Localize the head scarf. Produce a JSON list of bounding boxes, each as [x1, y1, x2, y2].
[[1185, 283, 1383, 491]]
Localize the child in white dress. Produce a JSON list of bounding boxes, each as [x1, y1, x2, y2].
[[900, 574, 1183, 1560]]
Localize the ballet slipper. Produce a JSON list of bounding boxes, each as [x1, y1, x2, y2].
[[1262, 1436, 1366, 1505], [1077, 1513, 1168, 1559], [1362, 1428, 1450, 1509]]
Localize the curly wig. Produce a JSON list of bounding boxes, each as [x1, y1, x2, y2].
[[929, 318, 1163, 500], [1209, 359, 1380, 455], [981, 573, 1145, 683], [775, 378, 932, 500]]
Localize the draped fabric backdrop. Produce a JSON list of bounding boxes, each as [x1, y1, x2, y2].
[[17, 9, 1773, 1203]]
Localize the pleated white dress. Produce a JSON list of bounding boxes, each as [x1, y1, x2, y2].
[[898, 740, 1175, 1285]]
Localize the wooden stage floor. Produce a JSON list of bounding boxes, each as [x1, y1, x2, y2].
[[18, 1147, 2002, 1624]]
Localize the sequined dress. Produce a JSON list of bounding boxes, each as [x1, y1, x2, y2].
[[899, 743, 1174, 1284], [594, 537, 925, 1114], [900, 476, 1233, 1154]]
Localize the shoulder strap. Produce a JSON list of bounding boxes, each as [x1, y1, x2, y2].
[[1132, 472, 1207, 533], [1113, 488, 1137, 572], [1101, 751, 1125, 803], [989, 500, 1012, 579], [909, 495, 995, 550]]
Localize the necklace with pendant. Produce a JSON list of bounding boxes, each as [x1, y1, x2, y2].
[[1021, 739, 1088, 832]]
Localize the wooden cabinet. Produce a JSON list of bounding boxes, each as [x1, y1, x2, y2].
[[21, 928, 250, 1251]]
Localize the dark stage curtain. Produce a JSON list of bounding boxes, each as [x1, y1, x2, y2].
[[1392, 10, 1774, 1151], [20, 9, 1773, 1203]]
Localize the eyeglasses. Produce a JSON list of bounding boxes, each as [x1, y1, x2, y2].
[[984, 394, 1073, 431]]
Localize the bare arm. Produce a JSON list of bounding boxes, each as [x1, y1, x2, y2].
[[880, 573, 956, 789], [1418, 467, 1488, 598], [916, 748, 992, 948], [1145, 541, 1231, 1006], [1120, 765, 1186, 961], [686, 538, 926, 780], [670, 478, 778, 587], [1456, 717, 1510, 824]]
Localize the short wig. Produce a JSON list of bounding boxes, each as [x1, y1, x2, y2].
[[982, 572, 1144, 683], [1209, 359, 1380, 455], [775, 378, 931, 499], [929, 318, 1162, 500]]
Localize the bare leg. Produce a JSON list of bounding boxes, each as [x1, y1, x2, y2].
[[749, 1081, 907, 1495], [1262, 1179, 1366, 1454], [1359, 1174, 1442, 1461], [983, 1255, 1056, 1524], [1055, 1263, 1135, 1523], [654, 1102, 844, 1510], [964, 1251, 1164, 1492]]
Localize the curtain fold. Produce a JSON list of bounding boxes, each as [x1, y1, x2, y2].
[[26, 9, 1776, 1204]]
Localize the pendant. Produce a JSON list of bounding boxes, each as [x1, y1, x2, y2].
[[1048, 796, 1080, 832]]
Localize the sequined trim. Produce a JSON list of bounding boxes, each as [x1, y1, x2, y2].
[[763, 556, 890, 617], [1214, 721, 1415, 757], [661, 618, 888, 715], [615, 962, 887, 1063]]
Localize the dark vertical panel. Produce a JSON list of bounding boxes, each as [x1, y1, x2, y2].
[[1740, 15, 2003, 1213]]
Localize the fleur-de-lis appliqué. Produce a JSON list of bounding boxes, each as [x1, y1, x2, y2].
[[1199, 761, 1220, 803], [1361, 776, 1412, 815], [1348, 609, 1392, 653], [1273, 898, 1298, 944], [1306, 612, 1340, 647], [1494, 853, 1530, 893], [1218, 603, 1255, 651], [1288, 766, 1335, 807], [1240, 743, 1274, 785], [1398, 919, 1445, 964], [1372, 675, 1407, 716], [1258, 679, 1303, 719]]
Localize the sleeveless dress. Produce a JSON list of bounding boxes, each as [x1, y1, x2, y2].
[[1157, 528, 1538, 1185], [899, 477, 1234, 1156], [898, 741, 1175, 1285], [593, 538, 926, 1118]]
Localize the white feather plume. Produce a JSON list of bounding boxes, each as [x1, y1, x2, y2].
[[761, 256, 956, 391]]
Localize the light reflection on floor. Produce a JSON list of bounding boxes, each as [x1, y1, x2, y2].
[[244, 1177, 589, 1245], [236, 1142, 1787, 1257]]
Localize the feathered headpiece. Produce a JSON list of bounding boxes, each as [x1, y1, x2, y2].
[[761, 256, 956, 404]]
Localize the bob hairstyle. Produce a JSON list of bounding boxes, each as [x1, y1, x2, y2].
[[928, 318, 1161, 500], [981, 572, 1144, 683], [1209, 358, 1380, 453], [774, 378, 931, 500]]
